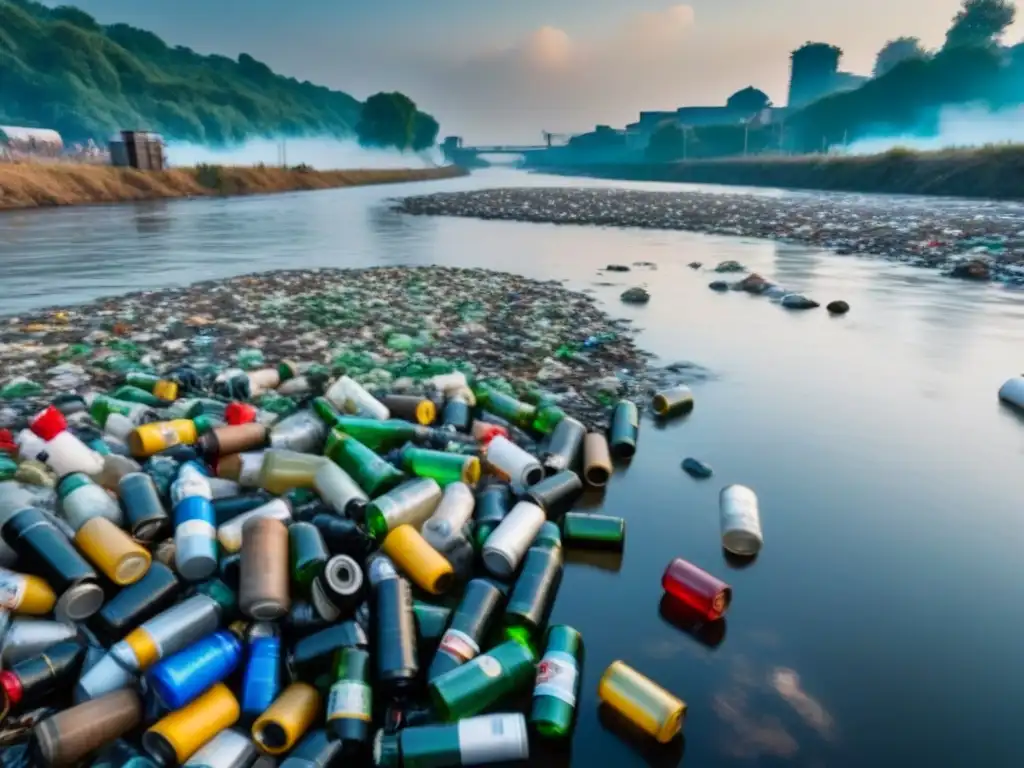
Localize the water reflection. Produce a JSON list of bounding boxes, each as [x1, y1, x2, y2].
[[657, 594, 727, 650], [564, 548, 624, 574], [598, 704, 686, 768], [132, 202, 172, 236]]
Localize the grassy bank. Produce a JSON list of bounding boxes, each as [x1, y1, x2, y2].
[[532, 145, 1024, 199], [0, 162, 468, 210]]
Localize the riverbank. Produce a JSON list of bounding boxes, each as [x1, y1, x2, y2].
[[397, 187, 1024, 283], [0, 267, 700, 427], [0, 163, 467, 210], [530, 145, 1024, 200]]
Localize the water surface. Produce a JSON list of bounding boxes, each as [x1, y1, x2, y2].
[[1, 170, 1022, 767]]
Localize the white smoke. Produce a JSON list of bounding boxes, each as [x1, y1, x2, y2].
[[164, 136, 443, 169], [844, 103, 1024, 155]]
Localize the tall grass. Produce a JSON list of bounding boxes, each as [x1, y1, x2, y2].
[[0, 163, 467, 210]]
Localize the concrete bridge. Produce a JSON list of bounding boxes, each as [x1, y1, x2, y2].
[[441, 135, 567, 166]]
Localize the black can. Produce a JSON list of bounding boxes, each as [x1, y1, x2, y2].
[[89, 561, 181, 645], [441, 397, 472, 433], [0, 639, 86, 714], [309, 514, 374, 563], [521, 470, 584, 521], [2, 507, 103, 622], [288, 621, 369, 687], [473, 482, 512, 551], [212, 491, 274, 527], [608, 400, 639, 460], [374, 575, 418, 701], [541, 417, 586, 476], [117, 472, 170, 544]]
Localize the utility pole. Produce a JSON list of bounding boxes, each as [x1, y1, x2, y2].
[[743, 121, 750, 157]]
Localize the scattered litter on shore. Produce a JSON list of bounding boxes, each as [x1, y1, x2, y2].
[[395, 187, 1024, 284], [0, 267, 710, 430]]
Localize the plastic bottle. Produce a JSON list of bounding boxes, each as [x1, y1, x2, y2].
[[241, 629, 281, 724], [57, 472, 124, 531], [427, 578, 504, 684], [171, 462, 217, 581], [147, 630, 243, 711], [364, 477, 442, 540], [427, 639, 536, 721], [258, 450, 325, 495], [143, 683, 240, 766], [531, 625, 582, 739], [382, 525, 454, 595], [372, 713, 529, 768]]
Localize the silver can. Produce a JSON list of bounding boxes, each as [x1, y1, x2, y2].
[[481, 501, 546, 579], [719, 484, 763, 556]]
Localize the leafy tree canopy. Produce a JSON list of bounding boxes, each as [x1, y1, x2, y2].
[[873, 37, 929, 78], [944, 0, 1016, 50], [0, 0, 440, 150], [356, 92, 439, 152]]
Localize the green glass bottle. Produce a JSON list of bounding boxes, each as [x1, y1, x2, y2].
[[530, 625, 582, 739], [110, 385, 165, 408], [125, 372, 162, 392], [562, 512, 626, 551], [475, 386, 536, 431], [326, 431, 405, 498], [401, 445, 481, 487], [326, 647, 372, 755], [428, 639, 536, 721], [531, 403, 567, 436], [289, 521, 330, 595], [316, 399, 421, 453]]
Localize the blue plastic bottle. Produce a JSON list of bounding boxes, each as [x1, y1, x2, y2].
[[146, 630, 242, 711]]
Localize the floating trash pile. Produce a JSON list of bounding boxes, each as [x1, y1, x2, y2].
[[0, 267, 759, 767], [0, 337, 758, 767], [396, 187, 1024, 284], [0, 267, 709, 430]]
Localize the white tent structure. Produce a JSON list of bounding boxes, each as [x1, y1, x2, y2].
[[0, 125, 64, 157]]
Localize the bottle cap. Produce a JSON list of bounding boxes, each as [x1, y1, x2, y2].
[[192, 415, 215, 435], [30, 406, 66, 442]]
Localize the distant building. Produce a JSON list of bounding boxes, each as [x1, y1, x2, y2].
[[787, 42, 866, 108], [109, 131, 166, 171]]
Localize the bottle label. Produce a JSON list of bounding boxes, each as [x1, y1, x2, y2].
[[438, 628, 480, 665], [175, 518, 216, 539], [534, 650, 578, 706], [0, 569, 26, 610], [326, 680, 372, 722], [476, 655, 503, 679], [458, 714, 527, 765]]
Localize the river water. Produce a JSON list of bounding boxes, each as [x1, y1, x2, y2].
[[1, 170, 1023, 768]]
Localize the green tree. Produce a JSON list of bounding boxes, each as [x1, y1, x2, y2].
[[944, 0, 1016, 50], [412, 111, 439, 151], [726, 87, 770, 114], [645, 122, 688, 160], [873, 37, 928, 77], [356, 92, 416, 149]]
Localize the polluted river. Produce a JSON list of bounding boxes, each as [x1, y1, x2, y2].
[[0, 168, 1023, 768]]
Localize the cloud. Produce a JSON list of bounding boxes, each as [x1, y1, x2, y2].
[[409, 5, 790, 143]]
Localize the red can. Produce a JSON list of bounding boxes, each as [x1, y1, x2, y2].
[[225, 402, 257, 426], [0, 429, 17, 455], [661, 557, 732, 621], [30, 405, 67, 441]]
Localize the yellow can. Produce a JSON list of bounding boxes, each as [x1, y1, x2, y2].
[[75, 516, 152, 586], [598, 661, 686, 744], [152, 380, 179, 402], [0, 566, 56, 615], [252, 682, 320, 755], [143, 683, 240, 765], [128, 420, 198, 458], [381, 524, 454, 595]]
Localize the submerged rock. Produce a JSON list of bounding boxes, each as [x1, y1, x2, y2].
[[620, 287, 651, 304], [606, 264, 631, 272], [735, 273, 770, 294], [709, 281, 730, 292], [781, 294, 820, 310], [827, 300, 850, 315], [688, 262, 702, 269], [949, 259, 991, 281], [715, 260, 746, 273], [681, 457, 713, 478]]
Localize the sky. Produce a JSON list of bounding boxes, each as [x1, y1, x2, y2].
[[42, 0, 1024, 143]]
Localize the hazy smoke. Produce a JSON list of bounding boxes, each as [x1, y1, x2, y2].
[[844, 103, 1024, 154], [164, 136, 442, 169]]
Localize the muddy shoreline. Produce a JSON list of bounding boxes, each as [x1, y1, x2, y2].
[[396, 187, 1024, 284]]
